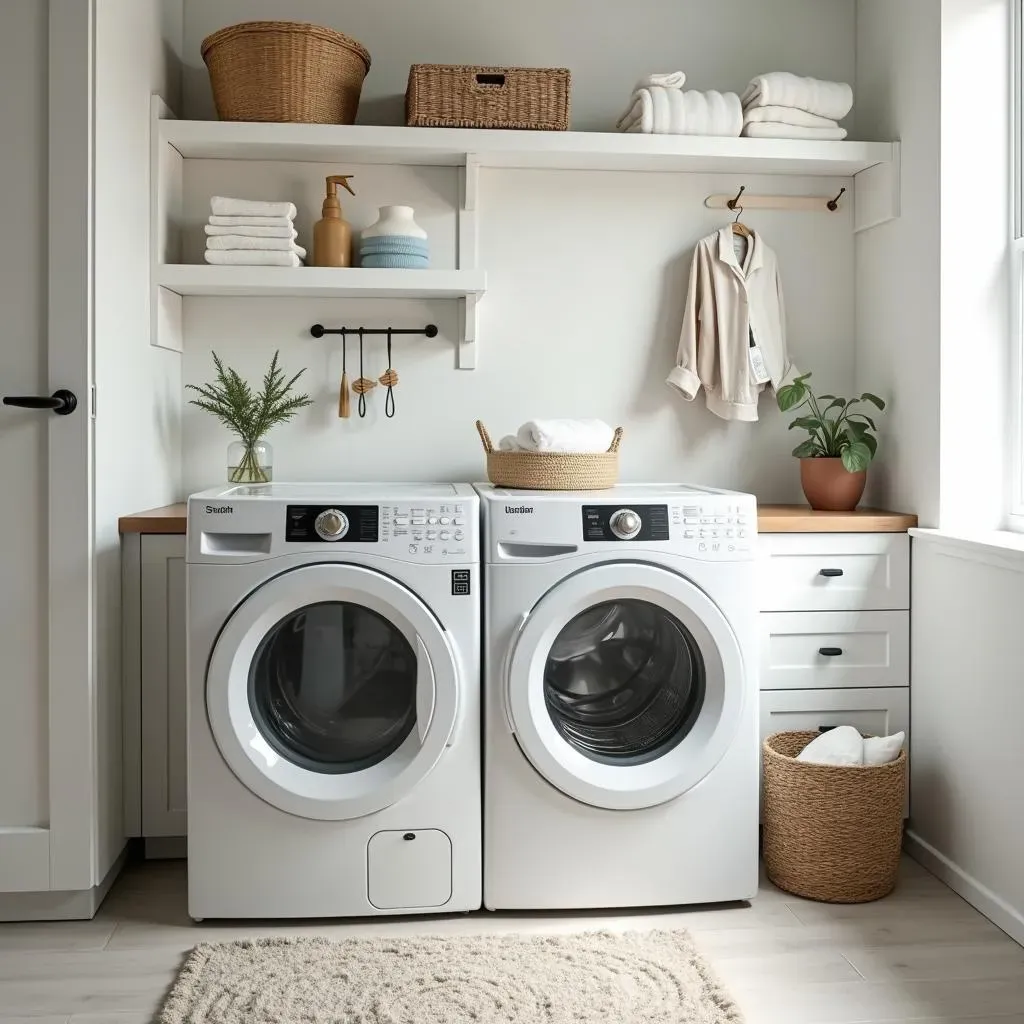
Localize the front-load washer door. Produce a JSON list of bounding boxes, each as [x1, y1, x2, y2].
[[206, 563, 459, 821], [506, 562, 745, 810]]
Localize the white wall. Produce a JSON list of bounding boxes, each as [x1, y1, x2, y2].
[[908, 536, 1024, 945], [180, 0, 856, 130], [93, 0, 184, 880], [179, 164, 856, 494], [855, 0, 942, 525], [0, 0, 50, 831]]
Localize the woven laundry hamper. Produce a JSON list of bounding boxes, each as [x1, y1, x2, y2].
[[762, 730, 907, 903], [476, 421, 621, 490], [201, 21, 371, 124]]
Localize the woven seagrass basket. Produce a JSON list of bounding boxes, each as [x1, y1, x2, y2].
[[476, 421, 621, 490], [762, 730, 907, 903], [201, 21, 371, 124]]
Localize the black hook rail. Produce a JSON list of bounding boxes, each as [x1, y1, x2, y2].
[[310, 324, 439, 339]]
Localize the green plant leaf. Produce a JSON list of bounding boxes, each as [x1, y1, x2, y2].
[[847, 413, 877, 431], [842, 441, 873, 473], [821, 398, 845, 415], [845, 424, 877, 457], [789, 415, 823, 431], [861, 392, 886, 410], [792, 439, 820, 458], [776, 383, 806, 412]]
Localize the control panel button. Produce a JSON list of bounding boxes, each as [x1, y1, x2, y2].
[[440, 516, 451, 525], [454, 517, 465, 526], [610, 508, 642, 540], [314, 509, 349, 541], [394, 516, 409, 526], [454, 530, 464, 540], [440, 530, 451, 541], [411, 517, 426, 525], [427, 517, 438, 525]]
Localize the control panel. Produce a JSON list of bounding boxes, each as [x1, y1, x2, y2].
[[381, 501, 470, 560], [286, 505, 379, 543], [582, 505, 670, 542], [670, 499, 755, 555]]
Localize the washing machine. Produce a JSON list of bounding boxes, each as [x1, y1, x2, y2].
[[186, 483, 480, 919], [477, 483, 759, 910]]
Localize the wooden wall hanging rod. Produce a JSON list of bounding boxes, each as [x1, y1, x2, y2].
[[706, 188, 846, 213]]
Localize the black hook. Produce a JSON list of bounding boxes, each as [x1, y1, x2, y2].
[[726, 185, 746, 211], [827, 187, 847, 212]]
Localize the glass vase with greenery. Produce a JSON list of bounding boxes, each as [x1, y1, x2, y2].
[[187, 351, 313, 484]]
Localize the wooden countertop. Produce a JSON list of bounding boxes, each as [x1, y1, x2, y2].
[[118, 502, 916, 535]]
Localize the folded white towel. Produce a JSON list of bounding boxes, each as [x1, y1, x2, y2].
[[796, 726, 865, 766], [205, 250, 303, 267], [210, 196, 298, 219], [743, 105, 841, 130], [742, 121, 847, 140], [742, 72, 853, 122], [205, 224, 298, 239], [498, 435, 524, 452], [515, 419, 615, 454], [208, 214, 295, 228], [205, 235, 307, 258], [634, 71, 686, 91], [863, 731, 905, 766], [617, 88, 742, 137]]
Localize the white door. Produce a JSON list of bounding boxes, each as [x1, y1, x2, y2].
[[206, 564, 460, 821], [506, 562, 746, 811]]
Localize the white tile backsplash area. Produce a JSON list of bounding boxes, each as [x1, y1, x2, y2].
[[180, 164, 855, 496]]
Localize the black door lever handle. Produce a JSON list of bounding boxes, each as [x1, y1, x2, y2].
[[3, 389, 78, 415], [819, 568, 844, 577], [818, 647, 844, 657]]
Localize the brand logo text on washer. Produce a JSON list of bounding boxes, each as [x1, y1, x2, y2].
[[505, 506, 534, 514], [205, 505, 233, 514]]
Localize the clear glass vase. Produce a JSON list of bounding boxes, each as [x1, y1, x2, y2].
[[227, 439, 273, 484]]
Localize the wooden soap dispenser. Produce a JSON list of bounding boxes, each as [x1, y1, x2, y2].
[[312, 174, 356, 267]]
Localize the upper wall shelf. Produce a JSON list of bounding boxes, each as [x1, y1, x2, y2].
[[161, 120, 895, 178]]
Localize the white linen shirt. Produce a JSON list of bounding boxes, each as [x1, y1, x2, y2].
[[666, 227, 793, 421]]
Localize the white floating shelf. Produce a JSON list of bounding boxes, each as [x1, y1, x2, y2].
[[156, 265, 487, 299], [162, 120, 894, 178]]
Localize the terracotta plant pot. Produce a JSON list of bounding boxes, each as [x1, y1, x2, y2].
[[800, 457, 867, 511]]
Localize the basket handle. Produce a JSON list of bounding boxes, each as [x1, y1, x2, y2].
[[473, 71, 507, 89], [475, 420, 495, 454], [607, 427, 624, 453]]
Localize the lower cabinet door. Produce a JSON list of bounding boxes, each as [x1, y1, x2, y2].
[[367, 829, 453, 910], [140, 534, 188, 837], [759, 687, 909, 742]]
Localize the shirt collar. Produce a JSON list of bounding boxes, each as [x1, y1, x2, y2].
[[716, 225, 764, 276]]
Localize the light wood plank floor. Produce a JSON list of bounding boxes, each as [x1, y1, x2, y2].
[[0, 856, 1021, 1023]]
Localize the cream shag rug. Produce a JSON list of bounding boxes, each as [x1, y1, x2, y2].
[[158, 930, 742, 1023]]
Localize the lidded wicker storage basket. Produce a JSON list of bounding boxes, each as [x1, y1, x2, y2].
[[201, 21, 371, 124], [407, 65, 570, 130], [762, 730, 907, 903], [476, 421, 621, 490]]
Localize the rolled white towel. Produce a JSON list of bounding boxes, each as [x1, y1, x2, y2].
[[205, 224, 299, 239], [498, 435, 524, 452], [210, 196, 298, 219], [208, 214, 295, 228], [633, 70, 686, 91], [743, 105, 842, 130], [516, 419, 615, 454], [796, 726, 865, 766], [618, 88, 742, 137], [864, 731, 905, 766], [205, 235, 307, 258], [205, 250, 303, 267], [742, 121, 847, 140], [742, 72, 853, 122]]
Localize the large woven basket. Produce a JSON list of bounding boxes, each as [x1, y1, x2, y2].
[[476, 421, 621, 490], [201, 21, 371, 124], [762, 731, 907, 903], [407, 65, 570, 130]]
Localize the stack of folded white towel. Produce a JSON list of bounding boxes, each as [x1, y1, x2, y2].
[[616, 72, 742, 137], [204, 196, 306, 267], [741, 72, 852, 140], [498, 419, 615, 454]]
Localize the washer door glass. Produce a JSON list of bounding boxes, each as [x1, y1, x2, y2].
[[506, 562, 746, 811], [545, 599, 705, 765], [250, 601, 417, 774]]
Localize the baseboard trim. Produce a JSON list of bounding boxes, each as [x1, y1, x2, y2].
[[905, 830, 1024, 948], [0, 842, 128, 922]]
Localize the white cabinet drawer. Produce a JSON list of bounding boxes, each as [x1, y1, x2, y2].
[[761, 533, 910, 611], [760, 610, 909, 690]]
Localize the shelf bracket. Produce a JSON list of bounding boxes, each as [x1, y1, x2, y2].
[[853, 141, 901, 233], [456, 155, 482, 370]]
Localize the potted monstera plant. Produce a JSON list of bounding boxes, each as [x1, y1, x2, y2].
[[776, 372, 886, 511]]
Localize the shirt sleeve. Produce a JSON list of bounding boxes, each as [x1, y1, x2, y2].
[[771, 263, 800, 388], [666, 243, 709, 400]]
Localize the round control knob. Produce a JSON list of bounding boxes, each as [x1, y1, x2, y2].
[[314, 508, 349, 541], [610, 508, 642, 540]]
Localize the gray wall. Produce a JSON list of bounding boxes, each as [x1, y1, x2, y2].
[[181, 0, 856, 129]]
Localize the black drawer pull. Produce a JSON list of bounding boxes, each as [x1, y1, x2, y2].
[[818, 647, 844, 657], [819, 568, 844, 577], [403, 832, 416, 840]]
